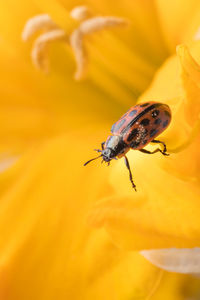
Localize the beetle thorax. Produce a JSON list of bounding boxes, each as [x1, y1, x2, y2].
[[102, 135, 128, 162]]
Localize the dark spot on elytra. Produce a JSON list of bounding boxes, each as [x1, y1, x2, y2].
[[129, 109, 137, 117], [140, 118, 150, 126], [127, 128, 139, 142], [112, 118, 126, 132], [164, 110, 171, 118], [150, 129, 158, 137], [152, 110, 160, 118], [140, 102, 150, 107], [130, 141, 140, 148], [163, 119, 169, 128], [154, 118, 161, 125]]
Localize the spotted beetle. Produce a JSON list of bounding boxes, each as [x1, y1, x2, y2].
[[84, 101, 171, 191]]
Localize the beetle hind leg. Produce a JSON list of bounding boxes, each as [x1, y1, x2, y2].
[[140, 140, 169, 156], [151, 139, 169, 156], [124, 156, 137, 191]]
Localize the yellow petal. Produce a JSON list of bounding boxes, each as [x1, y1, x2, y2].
[[155, 0, 200, 50], [88, 152, 200, 250], [0, 135, 163, 299]]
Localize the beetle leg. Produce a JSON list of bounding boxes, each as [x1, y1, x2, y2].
[[101, 142, 105, 150], [151, 139, 169, 156], [139, 147, 169, 156], [94, 142, 105, 153], [94, 149, 102, 153], [124, 155, 137, 191]]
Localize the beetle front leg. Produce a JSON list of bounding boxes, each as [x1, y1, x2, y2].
[[124, 155, 137, 191], [94, 142, 105, 153], [101, 142, 105, 150]]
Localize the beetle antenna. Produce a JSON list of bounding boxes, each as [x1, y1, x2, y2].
[[94, 149, 102, 153], [84, 154, 102, 166]]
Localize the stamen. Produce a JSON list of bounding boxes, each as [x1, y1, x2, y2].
[[31, 29, 67, 73], [80, 16, 127, 35], [22, 14, 58, 41], [22, 7, 128, 80], [70, 29, 88, 80], [70, 16, 127, 79], [70, 6, 91, 21]]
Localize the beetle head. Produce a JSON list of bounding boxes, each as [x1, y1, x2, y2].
[[84, 143, 117, 166], [101, 148, 115, 162]]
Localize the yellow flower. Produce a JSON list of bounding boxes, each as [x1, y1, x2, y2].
[[1, 0, 200, 299], [89, 42, 200, 250]]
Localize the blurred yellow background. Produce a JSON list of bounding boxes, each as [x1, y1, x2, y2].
[[0, 0, 200, 299]]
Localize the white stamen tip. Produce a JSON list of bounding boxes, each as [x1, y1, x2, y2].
[[22, 14, 58, 41], [70, 6, 91, 21]]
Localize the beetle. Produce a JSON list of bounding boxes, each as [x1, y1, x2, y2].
[[84, 101, 171, 191]]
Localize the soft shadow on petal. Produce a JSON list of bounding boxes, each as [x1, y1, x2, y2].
[[151, 272, 200, 300]]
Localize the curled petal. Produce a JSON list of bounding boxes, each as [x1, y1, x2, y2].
[[141, 248, 200, 274], [168, 113, 200, 153], [163, 44, 200, 155], [177, 44, 200, 126], [80, 16, 128, 35], [22, 14, 58, 41], [31, 29, 67, 72], [177, 44, 200, 90]]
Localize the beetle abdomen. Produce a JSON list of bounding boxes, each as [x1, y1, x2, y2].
[[110, 102, 171, 150], [123, 103, 171, 149]]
